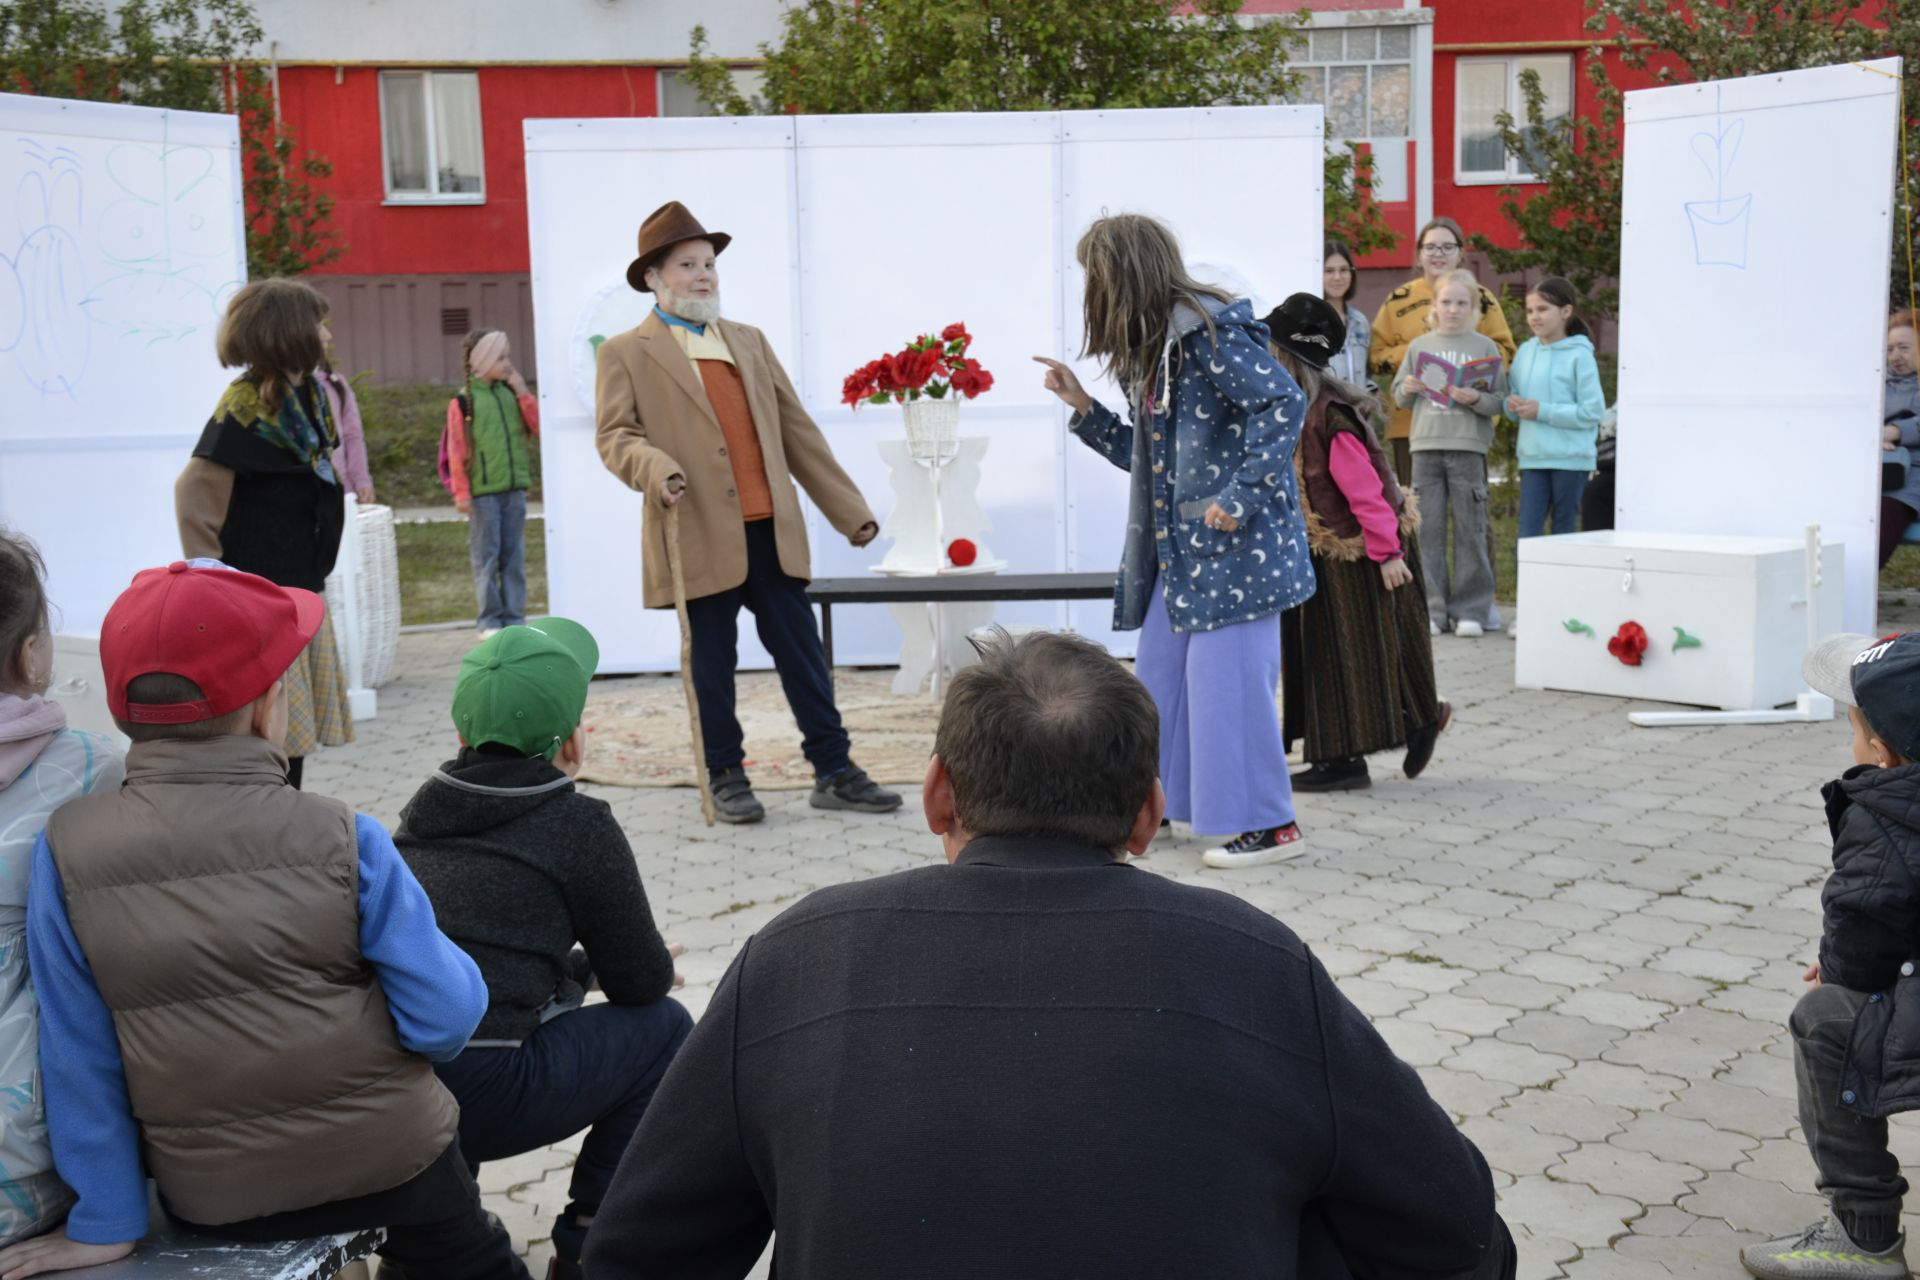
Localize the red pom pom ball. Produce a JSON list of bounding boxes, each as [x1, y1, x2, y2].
[[947, 538, 978, 567]]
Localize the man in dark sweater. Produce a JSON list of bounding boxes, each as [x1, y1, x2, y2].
[[395, 619, 691, 1280], [586, 629, 1514, 1280]]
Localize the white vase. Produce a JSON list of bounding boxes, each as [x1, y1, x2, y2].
[[901, 396, 960, 462]]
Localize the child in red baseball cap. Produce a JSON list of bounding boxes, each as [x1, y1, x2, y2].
[[1, 561, 530, 1280]]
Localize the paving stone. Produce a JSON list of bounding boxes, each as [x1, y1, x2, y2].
[[1494, 1090, 1634, 1143], [1460, 1115, 1579, 1179], [1678, 1168, 1825, 1234], [1444, 1039, 1574, 1088], [1403, 991, 1523, 1036], [1648, 946, 1765, 984], [1555, 1061, 1688, 1109], [1497, 1175, 1642, 1248], [1551, 1143, 1703, 1204], [1555, 988, 1673, 1032], [1500, 1011, 1630, 1061], [1610, 1112, 1759, 1171]]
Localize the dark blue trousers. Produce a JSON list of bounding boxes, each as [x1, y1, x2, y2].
[[686, 517, 852, 778], [433, 999, 691, 1220]]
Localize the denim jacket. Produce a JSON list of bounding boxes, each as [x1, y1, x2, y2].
[[1071, 297, 1314, 633]]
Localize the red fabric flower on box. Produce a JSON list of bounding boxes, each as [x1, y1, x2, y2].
[[1607, 621, 1649, 667]]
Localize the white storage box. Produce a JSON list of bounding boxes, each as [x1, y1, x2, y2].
[[48, 634, 127, 745], [1515, 531, 1844, 711]]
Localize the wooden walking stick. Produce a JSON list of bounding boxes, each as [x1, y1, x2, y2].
[[664, 501, 717, 826]]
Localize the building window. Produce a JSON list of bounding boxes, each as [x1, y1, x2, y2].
[[1294, 24, 1414, 140], [1456, 56, 1573, 184], [658, 68, 765, 117], [380, 70, 484, 202]]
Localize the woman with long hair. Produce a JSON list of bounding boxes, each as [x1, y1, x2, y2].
[[1322, 238, 1371, 388], [1035, 215, 1313, 868], [174, 278, 353, 788]]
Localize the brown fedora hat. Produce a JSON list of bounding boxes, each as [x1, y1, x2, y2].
[[626, 201, 731, 293]]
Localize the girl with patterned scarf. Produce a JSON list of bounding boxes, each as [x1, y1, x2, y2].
[[175, 278, 353, 789]]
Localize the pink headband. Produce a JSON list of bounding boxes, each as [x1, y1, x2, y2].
[[469, 332, 509, 377]]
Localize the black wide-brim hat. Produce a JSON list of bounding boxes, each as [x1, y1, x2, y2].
[[627, 201, 732, 293], [1262, 292, 1346, 371]]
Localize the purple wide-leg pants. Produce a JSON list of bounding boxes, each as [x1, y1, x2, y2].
[[1136, 580, 1296, 836]]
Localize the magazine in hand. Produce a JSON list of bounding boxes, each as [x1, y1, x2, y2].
[[1412, 351, 1502, 406]]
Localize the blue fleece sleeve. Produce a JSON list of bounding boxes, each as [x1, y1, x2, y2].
[[27, 835, 148, 1245], [1198, 322, 1307, 523], [1068, 400, 1133, 471], [1540, 348, 1606, 434], [356, 814, 486, 1061]]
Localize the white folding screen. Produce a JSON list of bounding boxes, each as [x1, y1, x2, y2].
[[0, 94, 246, 634], [1615, 59, 1900, 633], [525, 107, 1323, 674]]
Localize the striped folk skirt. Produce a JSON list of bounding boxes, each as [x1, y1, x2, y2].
[[284, 607, 355, 758], [1282, 534, 1443, 765]]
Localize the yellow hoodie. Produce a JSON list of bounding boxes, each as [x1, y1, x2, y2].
[[1367, 276, 1516, 441]]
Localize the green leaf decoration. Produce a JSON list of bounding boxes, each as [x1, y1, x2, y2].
[[1672, 627, 1703, 652], [1562, 619, 1594, 636], [588, 334, 607, 353]]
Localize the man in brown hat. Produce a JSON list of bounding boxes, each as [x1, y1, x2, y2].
[[594, 201, 901, 824]]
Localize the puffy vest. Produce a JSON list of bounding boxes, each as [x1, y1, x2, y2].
[[1298, 391, 1419, 562], [44, 736, 459, 1225], [465, 381, 534, 497]]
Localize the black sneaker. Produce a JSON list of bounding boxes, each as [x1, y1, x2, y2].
[[708, 768, 766, 824], [1402, 701, 1453, 780], [1292, 758, 1371, 791], [1201, 824, 1306, 868], [809, 765, 903, 813]]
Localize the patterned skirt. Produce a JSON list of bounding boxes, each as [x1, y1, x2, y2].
[[1282, 533, 1443, 765], [284, 608, 354, 758]]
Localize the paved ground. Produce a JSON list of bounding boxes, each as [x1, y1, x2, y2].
[[310, 610, 1919, 1279]]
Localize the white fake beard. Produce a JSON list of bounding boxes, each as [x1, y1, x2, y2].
[[657, 287, 722, 325]]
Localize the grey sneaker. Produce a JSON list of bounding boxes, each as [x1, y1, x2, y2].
[[809, 765, 902, 813], [708, 768, 766, 824], [1742, 1216, 1910, 1279]]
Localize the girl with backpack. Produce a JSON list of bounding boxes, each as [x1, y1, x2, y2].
[[445, 330, 540, 637]]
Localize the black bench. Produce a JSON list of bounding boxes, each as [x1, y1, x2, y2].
[[90, 1188, 381, 1280], [805, 572, 1115, 667]]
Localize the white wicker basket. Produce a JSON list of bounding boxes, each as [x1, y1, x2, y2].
[[901, 396, 960, 461], [324, 502, 401, 689]]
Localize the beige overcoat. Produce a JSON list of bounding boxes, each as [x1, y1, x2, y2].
[[595, 311, 876, 609]]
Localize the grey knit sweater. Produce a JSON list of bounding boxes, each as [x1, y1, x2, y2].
[[395, 748, 674, 1044]]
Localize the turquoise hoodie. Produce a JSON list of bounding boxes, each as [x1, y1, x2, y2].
[[1510, 333, 1605, 471]]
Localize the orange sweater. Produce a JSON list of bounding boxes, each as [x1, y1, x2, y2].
[[696, 360, 774, 521]]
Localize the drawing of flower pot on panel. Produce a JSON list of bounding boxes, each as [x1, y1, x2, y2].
[[1685, 93, 1751, 269]]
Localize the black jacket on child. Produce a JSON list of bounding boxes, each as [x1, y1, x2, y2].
[[394, 748, 675, 1043], [1822, 763, 1920, 1117]]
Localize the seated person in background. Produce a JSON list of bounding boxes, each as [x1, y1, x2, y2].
[[585, 628, 1515, 1280], [0, 560, 525, 1280], [0, 531, 124, 1247], [1881, 311, 1919, 569], [1744, 632, 1920, 1278], [395, 619, 690, 1280]]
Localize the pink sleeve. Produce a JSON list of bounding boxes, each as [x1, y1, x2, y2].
[[446, 399, 473, 504], [517, 391, 540, 437], [1328, 432, 1402, 562], [328, 376, 374, 494]]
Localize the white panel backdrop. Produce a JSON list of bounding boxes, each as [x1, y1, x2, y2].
[[1614, 59, 1900, 634], [526, 107, 1323, 674], [0, 94, 246, 633]]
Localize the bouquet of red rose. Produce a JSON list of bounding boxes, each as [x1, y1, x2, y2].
[[841, 323, 995, 408]]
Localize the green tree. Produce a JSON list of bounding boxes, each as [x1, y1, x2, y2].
[[1473, 0, 1920, 334], [684, 0, 1399, 259], [0, 0, 342, 276]]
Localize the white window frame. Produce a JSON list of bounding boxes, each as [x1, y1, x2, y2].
[[1453, 55, 1573, 186], [1293, 22, 1417, 142], [378, 69, 486, 206]]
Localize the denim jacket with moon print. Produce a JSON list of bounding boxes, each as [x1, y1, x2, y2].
[[1071, 296, 1315, 634]]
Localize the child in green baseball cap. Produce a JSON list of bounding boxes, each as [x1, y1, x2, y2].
[[394, 618, 688, 1280]]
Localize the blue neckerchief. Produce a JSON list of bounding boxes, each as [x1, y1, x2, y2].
[[654, 305, 705, 337]]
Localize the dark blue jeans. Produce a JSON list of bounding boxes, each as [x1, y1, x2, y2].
[[433, 999, 691, 1220], [469, 489, 528, 630], [1517, 469, 1586, 538], [687, 517, 852, 778]]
